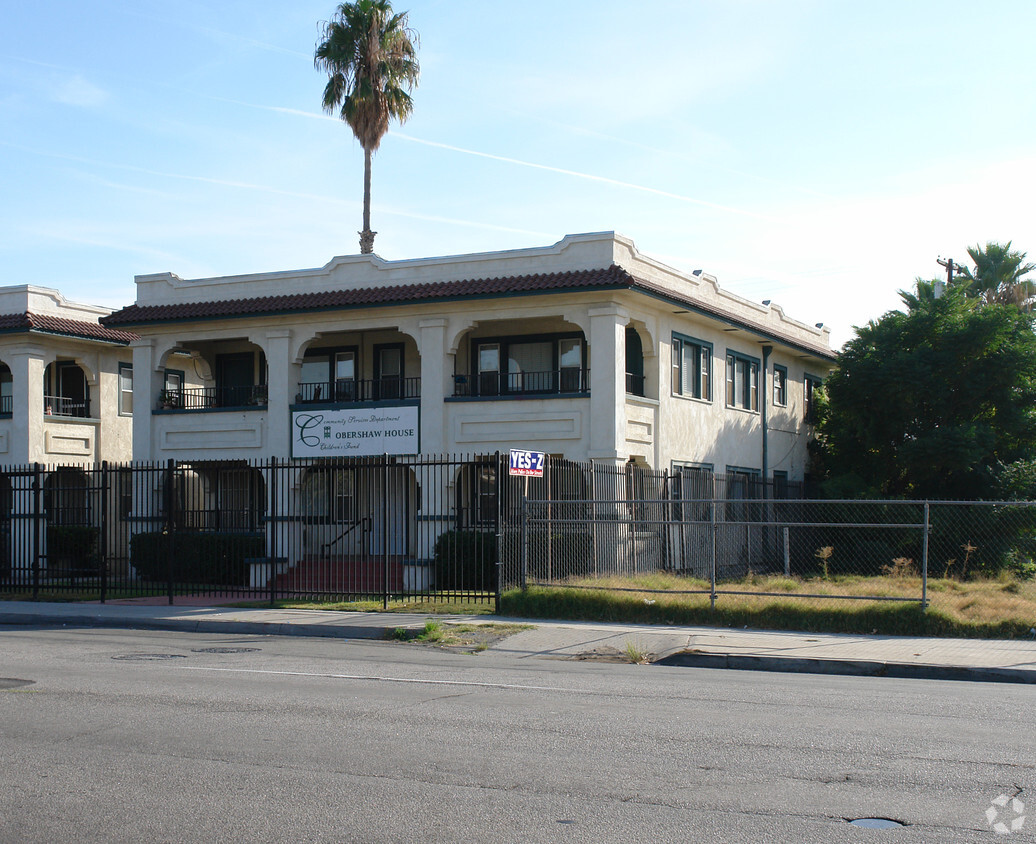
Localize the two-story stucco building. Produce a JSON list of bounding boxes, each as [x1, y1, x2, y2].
[[104, 232, 834, 480], [0, 285, 136, 466]]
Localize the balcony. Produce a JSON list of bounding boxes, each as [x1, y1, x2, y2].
[[159, 384, 267, 411], [44, 395, 91, 418], [294, 377, 421, 404], [625, 372, 646, 397], [453, 368, 590, 398]]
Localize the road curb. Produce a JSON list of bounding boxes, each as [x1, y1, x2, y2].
[[0, 612, 405, 641], [656, 651, 1036, 684]]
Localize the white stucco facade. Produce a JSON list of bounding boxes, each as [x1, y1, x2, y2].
[[110, 232, 835, 482], [0, 286, 135, 466]]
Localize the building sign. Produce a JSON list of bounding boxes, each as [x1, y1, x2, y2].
[[292, 406, 419, 457], [509, 448, 546, 477]]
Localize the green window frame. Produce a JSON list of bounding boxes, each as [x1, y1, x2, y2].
[[804, 373, 823, 423], [672, 333, 712, 401], [773, 364, 788, 407], [118, 363, 133, 416], [725, 351, 759, 412]]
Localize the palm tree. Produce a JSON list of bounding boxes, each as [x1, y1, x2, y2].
[[958, 241, 1036, 310], [315, 1, 419, 254]]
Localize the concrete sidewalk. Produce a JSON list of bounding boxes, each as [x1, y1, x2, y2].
[[1, 600, 1034, 684]]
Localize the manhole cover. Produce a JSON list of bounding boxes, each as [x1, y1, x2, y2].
[[0, 678, 35, 690], [112, 654, 187, 661], [190, 647, 261, 654], [848, 818, 906, 829]]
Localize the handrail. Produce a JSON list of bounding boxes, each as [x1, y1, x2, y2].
[[321, 514, 372, 553]]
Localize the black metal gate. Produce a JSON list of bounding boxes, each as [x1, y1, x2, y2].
[[0, 455, 505, 608]]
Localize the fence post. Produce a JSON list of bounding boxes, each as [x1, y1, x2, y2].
[[709, 488, 717, 611], [32, 462, 41, 601], [164, 458, 175, 606], [100, 461, 109, 604], [921, 501, 929, 611], [382, 454, 389, 610], [520, 497, 529, 591], [269, 457, 277, 607], [494, 451, 502, 612], [783, 527, 791, 578]]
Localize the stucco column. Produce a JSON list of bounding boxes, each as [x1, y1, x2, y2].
[[8, 348, 46, 464], [131, 339, 155, 462], [418, 318, 447, 454], [264, 329, 293, 458], [587, 305, 628, 463]]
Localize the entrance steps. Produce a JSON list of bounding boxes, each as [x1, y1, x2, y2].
[[273, 554, 404, 593]]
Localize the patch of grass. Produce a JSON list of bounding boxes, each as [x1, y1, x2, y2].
[[219, 598, 497, 615], [501, 572, 1036, 639], [622, 640, 647, 664], [385, 621, 532, 653]]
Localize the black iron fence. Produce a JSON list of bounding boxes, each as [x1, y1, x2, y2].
[[0, 455, 505, 606], [3, 454, 1034, 614], [294, 377, 421, 404]]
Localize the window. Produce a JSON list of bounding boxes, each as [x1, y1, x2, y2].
[[725, 466, 761, 521], [162, 369, 184, 408], [804, 373, 823, 423], [725, 352, 759, 411], [300, 347, 357, 402], [672, 463, 714, 523], [477, 343, 501, 396], [460, 461, 498, 527], [118, 364, 133, 415], [672, 334, 712, 400], [773, 364, 787, 407], [375, 344, 404, 400]]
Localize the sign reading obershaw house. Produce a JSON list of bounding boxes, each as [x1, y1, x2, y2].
[[292, 407, 420, 457]]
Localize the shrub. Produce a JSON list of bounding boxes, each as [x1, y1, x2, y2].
[[433, 529, 497, 591], [130, 531, 264, 586], [46, 525, 100, 576]]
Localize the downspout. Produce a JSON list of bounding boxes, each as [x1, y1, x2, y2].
[[761, 345, 772, 485]]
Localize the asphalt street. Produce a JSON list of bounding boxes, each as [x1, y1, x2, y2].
[[1, 625, 1032, 843]]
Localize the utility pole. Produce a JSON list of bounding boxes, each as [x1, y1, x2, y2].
[[936, 256, 967, 285]]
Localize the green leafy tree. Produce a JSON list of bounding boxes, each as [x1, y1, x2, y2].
[[815, 282, 1036, 499], [315, 0, 419, 254], [957, 241, 1036, 310]]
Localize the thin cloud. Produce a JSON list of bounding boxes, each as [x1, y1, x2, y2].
[[201, 99, 774, 219], [390, 132, 773, 220], [0, 140, 547, 238]]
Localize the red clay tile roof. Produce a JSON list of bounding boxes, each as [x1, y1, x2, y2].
[[102, 264, 835, 360], [0, 312, 137, 344]]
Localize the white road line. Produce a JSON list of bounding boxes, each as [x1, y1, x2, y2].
[[179, 665, 584, 693]]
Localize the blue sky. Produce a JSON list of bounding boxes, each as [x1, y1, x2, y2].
[[2, 0, 1034, 348]]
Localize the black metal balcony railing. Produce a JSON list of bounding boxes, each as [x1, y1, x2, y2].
[[159, 384, 267, 411], [625, 372, 646, 397], [0, 394, 11, 415], [453, 368, 590, 398], [295, 377, 421, 404], [44, 395, 91, 418]]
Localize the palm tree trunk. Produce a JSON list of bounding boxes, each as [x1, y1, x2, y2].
[[359, 146, 376, 254]]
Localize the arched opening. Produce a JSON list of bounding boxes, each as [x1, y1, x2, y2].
[[454, 318, 588, 398], [0, 473, 11, 580], [0, 363, 11, 416], [625, 326, 645, 397], [44, 468, 98, 577], [44, 361, 89, 417], [296, 330, 420, 405], [176, 463, 266, 532]]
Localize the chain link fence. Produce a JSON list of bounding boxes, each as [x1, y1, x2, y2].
[[500, 494, 1036, 626]]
